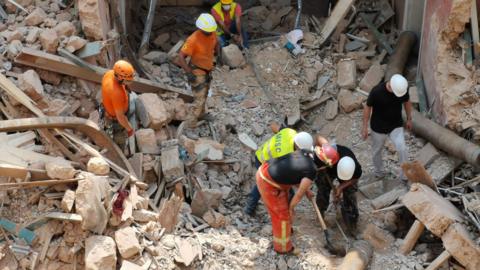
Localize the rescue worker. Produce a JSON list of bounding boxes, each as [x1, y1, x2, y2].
[[178, 13, 220, 127], [362, 74, 412, 181], [101, 60, 137, 148], [256, 146, 337, 254], [244, 122, 314, 216], [314, 142, 362, 233], [211, 0, 249, 49]]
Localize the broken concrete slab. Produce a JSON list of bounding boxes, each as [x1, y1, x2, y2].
[[18, 69, 44, 102], [65, 36, 87, 53], [87, 157, 110, 176], [202, 209, 226, 228], [325, 99, 338, 120], [115, 227, 141, 259], [338, 89, 365, 113], [60, 189, 75, 213], [336, 60, 356, 89], [402, 183, 464, 236], [221, 44, 246, 68], [194, 138, 225, 161], [39, 29, 59, 53], [359, 63, 386, 92], [358, 180, 384, 199], [136, 93, 169, 129], [78, 0, 109, 40], [143, 51, 168, 65], [25, 7, 47, 26], [441, 222, 480, 269], [45, 159, 75, 180], [158, 195, 183, 233], [85, 235, 117, 270], [416, 143, 440, 167], [362, 223, 395, 252], [371, 186, 407, 210], [160, 140, 184, 182], [133, 209, 159, 222], [427, 155, 459, 184], [191, 189, 223, 217], [120, 260, 144, 270], [135, 128, 160, 154]]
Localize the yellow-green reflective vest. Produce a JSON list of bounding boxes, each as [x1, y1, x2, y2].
[[255, 128, 297, 163], [212, 1, 237, 36]]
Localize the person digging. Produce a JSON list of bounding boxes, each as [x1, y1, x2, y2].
[[211, 0, 249, 49]]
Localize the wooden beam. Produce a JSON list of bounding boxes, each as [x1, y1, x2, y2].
[[0, 163, 48, 180], [139, 0, 158, 56], [318, 0, 355, 45], [425, 250, 451, 270], [400, 220, 425, 255], [15, 48, 193, 102], [471, 0, 480, 60]]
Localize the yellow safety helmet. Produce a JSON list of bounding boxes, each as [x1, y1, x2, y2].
[[195, 13, 217, 33], [221, 0, 233, 4]]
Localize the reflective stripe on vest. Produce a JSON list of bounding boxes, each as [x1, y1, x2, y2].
[[212, 1, 237, 36], [255, 128, 297, 163]]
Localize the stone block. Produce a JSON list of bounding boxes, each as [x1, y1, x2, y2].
[[25, 7, 47, 26], [359, 63, 386, 92], [87, 157, 110, 175], [221, 44, 245, 68], [114, 227, 141, 259], [416, 143, 440, 167], [194, 138, 225, 161], [18, 69, 44, 101], [161, 142, 184, 181], [191, 189, 223, 217], [39, 29, 59, 53], [85, 236, 116, 270], [65, 36, 87, 53], [135, 128, 160, 154], [336, 60, 357, 89], [45, 159, 75, 180], [136, 93, 169, 129], [402, 183, 464, 236], [53, 21, 76, 37], [338, 89, 365, 113], [61, 189, 75, 213], [78, 0, 109, 40], [441, 222, 480, 270]]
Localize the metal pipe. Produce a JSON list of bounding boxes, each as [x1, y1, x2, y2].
[[338, 240, 373, 270], [404, 110, 480, 167], [385, 31, 417, 81], [294, 0, 302, 29], [139, 0, 158, 55]]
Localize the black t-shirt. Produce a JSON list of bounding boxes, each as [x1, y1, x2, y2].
[[367, 82, 409, 134], [326, 145, 362, 180], [267, 150, 317, 185]]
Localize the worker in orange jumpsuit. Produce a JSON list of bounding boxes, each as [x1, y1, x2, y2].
[[177, 13, 220, 127], [256, 144, 339, 254], [101, 60, 137, 148]]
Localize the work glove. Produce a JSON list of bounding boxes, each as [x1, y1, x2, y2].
[[187, 72, 196, 83]]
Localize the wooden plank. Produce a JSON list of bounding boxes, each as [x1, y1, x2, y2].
[[15, 48, 193, 101], [0, 163, 48, 180], [472, 0, 480, 60], [399, 220, 425, 255], [0, 178, 81, 190], [6, 131, 36, 148], [318, 0, 355, 45], [139, 0, 158, 55], [425, 250, 451, 270]]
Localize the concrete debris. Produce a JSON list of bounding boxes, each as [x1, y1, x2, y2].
[[25, 27, 41, 44], [191, 189, 223, 217], [338, 89, 365, 113], [135, 128, 160, 154], [202, 209, 226, 228], [39, 28, 59, 53], [25, 7, 47, 26], [115, 227, 141, 259], [18, 69, 44, 101], [78, 0, 108, 40], [65, 36, 87, 52], [336, 60, 357, 89], [362, 223, 395, 251], [194, 138, 225, 161], [60, 189, 75, 213], [136, 93, 169, 129], [85, 235, 117, 270], [161, 140, 185, 182], [143, 51, 168, 65], [133, 209, 159, 222], [359, 63, 386, 92], [53, 21, 76, 37], [45, 159, 75, 180], [416, 143, 440, 167], [221, 44, 246, 68], [87, 157, 110, 176]]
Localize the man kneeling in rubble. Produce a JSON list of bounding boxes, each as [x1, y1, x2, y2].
[[100, 60, 137, 150]]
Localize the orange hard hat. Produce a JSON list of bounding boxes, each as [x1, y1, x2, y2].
[[221, 0, 233, 4], [315, 144, 339, 167], [113, 60, 135, 82]]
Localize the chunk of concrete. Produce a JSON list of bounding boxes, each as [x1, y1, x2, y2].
[[133, 209, 159, 222], [18, 69, 44, 101], [194, 138, 225, 161], [45, 159, 75, 180], [65, 36, 87, 52], [78, 0, 109, 40], [359, 63, 386, 92], [25, 7, 47, 26], [362, 223, 395, 252], [142, 51, 168, 65], [85, 235, 117, 270], [153, 33, 170, 48], [160, 141, 184, 181], [61, 189, 75, 213], [53, 21, 76, 37], [135, 128, 160, 154], [191, 189, 223, 217], [221, 44, 246, 68], [25, 27, 41, 44], [39, 29, 59, 53], [87, 157, 110, 176], [338, 89, 365, 113], [402, 183, 465, 236], [441, 222, 480, 270], [114, 227, 141, 259], [165, 98, 188, 121], [75, 172, 111, 233], [1, 30, 22, 42], [416, 143, 440, 167], [202, 209, 226, 228], [336, 60, 357, 89], [136, 93, 169, 129], [37, 69, 62, 85], [325, 99, 338, 120], [120, 261, 143, 270]]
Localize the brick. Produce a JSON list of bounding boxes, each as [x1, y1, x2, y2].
[[135, 128, 160, 154], [39, 29, 59, 53], [325, 99, 338, 120], [114, 227, 141, 259], [194, 138, 225, 160], [336, 60, 357, 89], [338, 89, 365, 113], [441, 223, 480, 269], [60, 189, 75, 213], [25, 8, 47, 26], [85, 236, 116, 270], [359, 63, 386, 92], [161, 141, 184, 181], [221, 44, 246, 68], [18, 69, 44, 101], [417, 143, 440, 167], [402, 183, 464, 237], [362, 223, 395, 251], [136, 93, 169, 129]]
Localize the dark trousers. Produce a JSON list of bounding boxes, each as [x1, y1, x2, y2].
[[218, 21, 249, 49], [315, 173, 359, 230]]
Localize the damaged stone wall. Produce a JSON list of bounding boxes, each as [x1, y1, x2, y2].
[[420, 0, 474, 130]]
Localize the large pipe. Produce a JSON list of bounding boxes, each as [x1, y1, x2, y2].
[[404, 110, 480, 167], [385, 31, 417, 81], [338, 240, 373, 270], [294, 0, 302, 29]]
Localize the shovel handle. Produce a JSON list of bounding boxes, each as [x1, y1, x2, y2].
[[308, 197, 328, 231]]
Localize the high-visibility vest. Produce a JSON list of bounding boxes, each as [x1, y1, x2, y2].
[[255, 128, 297, 163], [212, 1, 237, 36]]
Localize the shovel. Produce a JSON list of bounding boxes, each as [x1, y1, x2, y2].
[[308, 196, 337, 253]]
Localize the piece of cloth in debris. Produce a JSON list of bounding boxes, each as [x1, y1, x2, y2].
[[101, 70, 129, 119], [256, 162, 294, 253], [367, 82, 409, 134], [181, 30, 218, 71]]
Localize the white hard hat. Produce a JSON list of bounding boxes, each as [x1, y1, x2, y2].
[[195, 13, 217, 33], [294, 132, 313, 150], [390, 74, 408, 97], [337, 156, 355, 181]]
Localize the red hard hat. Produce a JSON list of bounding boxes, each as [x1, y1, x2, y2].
[[315, 144, 339, 167]]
